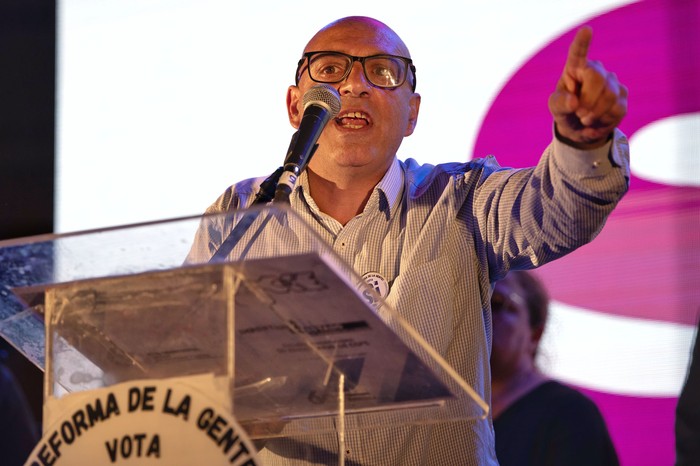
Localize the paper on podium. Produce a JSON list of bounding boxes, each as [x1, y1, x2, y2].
[[0, 205, 488, 440]]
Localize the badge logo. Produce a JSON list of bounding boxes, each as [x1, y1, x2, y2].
[[361, 272, 390, 308]]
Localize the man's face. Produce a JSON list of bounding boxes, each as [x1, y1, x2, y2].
[[287, 19, 421, 178]]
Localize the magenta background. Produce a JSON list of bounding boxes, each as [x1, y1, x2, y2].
[[473, 0, 700, 464]]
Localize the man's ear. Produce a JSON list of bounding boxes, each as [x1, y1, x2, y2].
[[404, 92, 421, 136], [287, 85, 302, 129]]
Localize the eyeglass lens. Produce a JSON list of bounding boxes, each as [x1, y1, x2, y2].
[[308, 53, 407, 88]]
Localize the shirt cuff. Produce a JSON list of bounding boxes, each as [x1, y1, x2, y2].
[[552, 127, 626, 177]]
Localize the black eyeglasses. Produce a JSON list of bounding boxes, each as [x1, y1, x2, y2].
[[295, 51, 417, 91]]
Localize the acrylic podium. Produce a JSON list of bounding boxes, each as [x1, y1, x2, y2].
[[0, 205, 488, 465]]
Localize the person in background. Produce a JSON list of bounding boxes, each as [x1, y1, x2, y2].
[[491, 270, 619, 466], [676, 317, 700, 465]]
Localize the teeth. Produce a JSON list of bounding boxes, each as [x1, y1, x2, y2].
[[340, 111, 368, 120]]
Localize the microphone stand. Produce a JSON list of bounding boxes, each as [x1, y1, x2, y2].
[[209, 132, 305, 262], [273, 143, 319, 204]]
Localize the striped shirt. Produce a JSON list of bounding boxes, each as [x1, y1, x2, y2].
[[188, 130, 630, 465]]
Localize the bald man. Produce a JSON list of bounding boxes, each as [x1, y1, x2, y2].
[[189, 16, 629, 465]]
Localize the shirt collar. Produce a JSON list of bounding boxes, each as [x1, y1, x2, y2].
[[293, 157, 404, 217], [376, 157, 404, 215]]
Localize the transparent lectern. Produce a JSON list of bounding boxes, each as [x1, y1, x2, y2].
[[0, 205, 487, 464]]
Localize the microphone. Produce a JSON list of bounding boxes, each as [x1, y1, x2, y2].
[[274, 84, 341, 203]]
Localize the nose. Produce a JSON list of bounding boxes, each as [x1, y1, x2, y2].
[[338, 60, 371, 95]]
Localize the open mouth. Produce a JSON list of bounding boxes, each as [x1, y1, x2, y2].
[[336, 111, 370, 129]]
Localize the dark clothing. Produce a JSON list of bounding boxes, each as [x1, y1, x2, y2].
[[494, 380, 619, 466], [676, 320, 700, 465], [0, 364, 39, 466]]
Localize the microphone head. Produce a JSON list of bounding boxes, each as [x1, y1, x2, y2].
[[303, 84, 341, 118]]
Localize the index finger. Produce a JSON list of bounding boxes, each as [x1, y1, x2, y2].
[[565, 26, 593, 72]]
